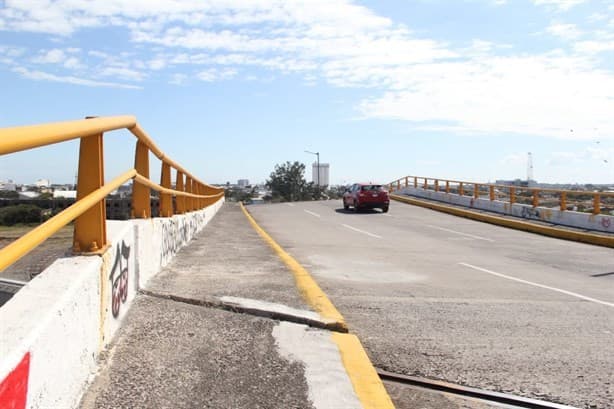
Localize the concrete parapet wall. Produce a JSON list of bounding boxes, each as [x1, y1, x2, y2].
[[0, 198, 224, 409], [398, 187, 613, 233]]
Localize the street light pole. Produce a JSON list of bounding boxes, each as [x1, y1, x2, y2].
[[305, 150, 320, 199]]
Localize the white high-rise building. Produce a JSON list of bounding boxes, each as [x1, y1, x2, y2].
[[312, 163, 330, 187]]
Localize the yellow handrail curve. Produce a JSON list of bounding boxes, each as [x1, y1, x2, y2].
[[0, 116, 224, 272], [133, 174, 224, 199], [0, 116, 137, 155], [0, 170, 136, 272]]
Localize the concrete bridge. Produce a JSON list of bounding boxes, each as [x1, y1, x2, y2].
[[1, 117, 613, 409]]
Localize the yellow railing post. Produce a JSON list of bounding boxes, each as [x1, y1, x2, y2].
[[423, 178, 428, 190], [434, 180, 439, 192], [560, 192, 567, 211], [489, 185, 495, 201], [532, 190, 539, 208], [593, 194, 601, 215], [160, 162, 173, 217], [185, 176, 193, 211], [405, 177, 408, 187], [509, 187, 516, 205], [132, 140, 151, 218], [459, 182, 464, 196], [198, 183, 204, 209], [414, 177, 417, 188], [73, 131, 107, 253], [446, 181, 450, 193], [175, 171, 185, 214], [397, 180, 401, 190], [474, 184, 479, 199]]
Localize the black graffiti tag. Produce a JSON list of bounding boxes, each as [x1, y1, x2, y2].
[[109, 240, 130, 318]]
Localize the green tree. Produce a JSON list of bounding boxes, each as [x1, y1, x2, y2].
[[0, 204, 43, 226], [0, 190, 19, 199], [266, 161, 310, 202]]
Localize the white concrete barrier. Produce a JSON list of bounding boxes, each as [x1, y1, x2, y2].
[[397, 186, 613, 233], [0, 198, 224, 409]]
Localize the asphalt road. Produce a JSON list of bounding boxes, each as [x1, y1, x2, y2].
[[248, 200, 614, 409]]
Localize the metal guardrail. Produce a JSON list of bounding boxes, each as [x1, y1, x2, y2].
[[389, 176, 614, 215], [0, 116, 224, 272]]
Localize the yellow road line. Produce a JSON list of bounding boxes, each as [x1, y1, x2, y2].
[[391, 194, 614, 248], [240, 202, 346, 329], [240, 202, 395, 409]]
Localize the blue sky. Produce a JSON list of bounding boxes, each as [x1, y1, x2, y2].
[[1, 0, 613, 186]]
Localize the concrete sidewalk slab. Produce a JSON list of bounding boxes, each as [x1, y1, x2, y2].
[[80, 203, 368, 409], [80, 296, 314, 409], [145, 203, 311, 310]]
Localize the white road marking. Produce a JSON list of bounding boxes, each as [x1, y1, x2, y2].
[[304, 209, 321, 218], [286, 203, 295, 207], [459, 262, 614, 308], [427, 225, 494, 242], [342, 224, 382, 239]]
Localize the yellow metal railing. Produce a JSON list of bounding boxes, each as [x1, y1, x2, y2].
[[0, 116, 224, 272], [389, 176, 614, 215]]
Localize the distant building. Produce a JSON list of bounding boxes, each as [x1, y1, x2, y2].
[[237, 179, 249, 188], [53, 190, 77, 199], [0, 180, 16, 191], [495, 179, 534, 187], [19, 191, 40, 199], [35, 179, 50, 188], [312, 163, 330, 187]]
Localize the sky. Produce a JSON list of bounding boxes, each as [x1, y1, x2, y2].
[[1, 0, 614, 186]]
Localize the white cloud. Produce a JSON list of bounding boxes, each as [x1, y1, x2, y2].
[[1, 0, 614, 141], [98, 66, 146, 81], [532, 0, 587, 11], [574, 40, 614, 54], [12, 66, 142, 89], [169, 73, 187, 85], [548, 145, 614, 165], [197, 67, 237, 82], [500, 153, 527, 166], [32, 48, 85, 69], [32, 49, 66, 64], [546, 23, 583, 40], [359, 52, 614, 139]]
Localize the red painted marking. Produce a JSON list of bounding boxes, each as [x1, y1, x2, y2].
[[0, 352, 30, 409]]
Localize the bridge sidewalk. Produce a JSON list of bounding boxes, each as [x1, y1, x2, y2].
[[79, 203, 363, 409]]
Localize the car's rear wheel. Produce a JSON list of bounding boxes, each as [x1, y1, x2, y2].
[[343, 200, 349, 210], [353, 201, 359, 212], [382, 206, 389, 213]]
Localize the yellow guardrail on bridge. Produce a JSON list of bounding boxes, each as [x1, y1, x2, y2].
[[0, 116, 224, 272], [389, 175, 614, 215]]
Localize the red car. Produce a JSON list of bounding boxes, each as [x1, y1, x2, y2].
[[343, 183, 390, 213]]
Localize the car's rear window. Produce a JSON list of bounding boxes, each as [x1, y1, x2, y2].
[[361, 185, 382, 191]]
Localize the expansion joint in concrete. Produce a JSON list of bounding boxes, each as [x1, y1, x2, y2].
[[138, 289, 348, 333]]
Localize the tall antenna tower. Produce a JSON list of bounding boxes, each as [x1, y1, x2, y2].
[[527, 152, 534, 182]]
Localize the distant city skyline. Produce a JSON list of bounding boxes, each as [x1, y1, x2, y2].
[[1, 1, 613, 185]]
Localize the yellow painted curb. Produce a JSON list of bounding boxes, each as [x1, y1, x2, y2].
[[240, 202, 346, 330], [332, 332, 396, 409], [391, 194, 614, 248], [239, 202, 395, 409]]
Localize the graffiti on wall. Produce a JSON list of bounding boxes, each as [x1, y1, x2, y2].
[[0, 352, 30, 409], [159, 212, 207, 264], [602, 218, 612, 229], [521, 207, 540, 220], [109, 240, 130, 318]]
